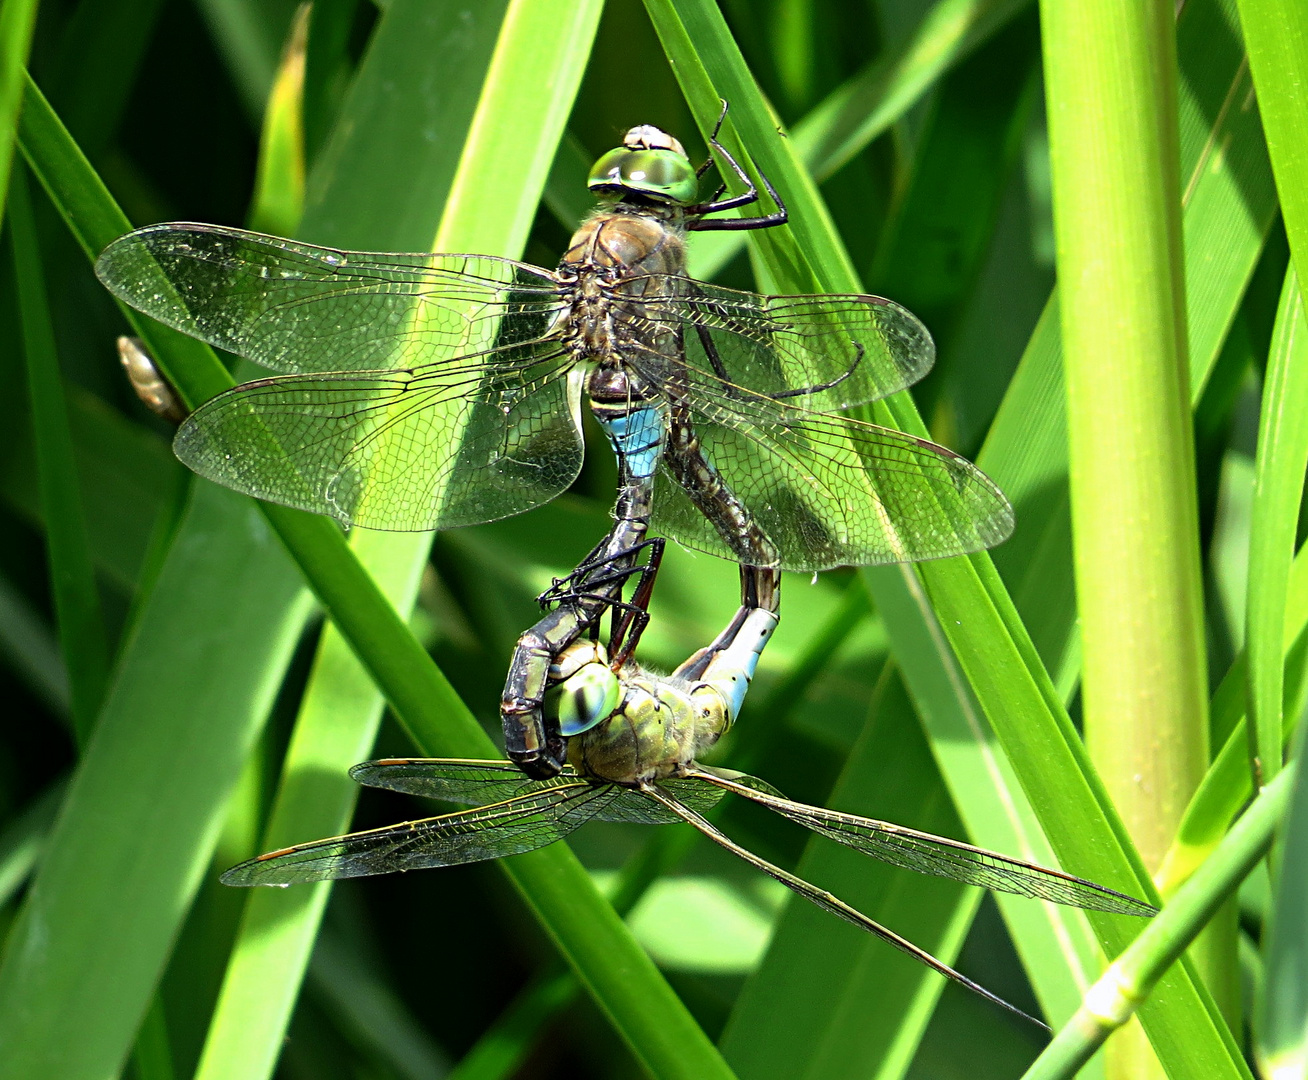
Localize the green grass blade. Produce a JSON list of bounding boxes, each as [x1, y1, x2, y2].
[[192, 5, 516, 1077], [1245, 265, 1308, 788], [1039, 0, 1206, 938], [0, 0, 38, 224], [8, 166, 110, 746]]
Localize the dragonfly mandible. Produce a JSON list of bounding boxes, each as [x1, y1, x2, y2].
[[94, 110, 1013, 777], [223, 568, 1152, 1030]]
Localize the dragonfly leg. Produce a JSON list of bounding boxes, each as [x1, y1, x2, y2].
[[536, 537, 666, 668], [686, 101, 788, 230], [503, 467, 656, 777], [767, 342, 866, 400]]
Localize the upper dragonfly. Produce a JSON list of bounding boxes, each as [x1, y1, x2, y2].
[[94, 118, 1013, 574]]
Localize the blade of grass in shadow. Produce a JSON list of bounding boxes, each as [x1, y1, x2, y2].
[[0, 779, 65, 908], [1244, 265, 1308, 787], [647, 4, 1248, 1076], [0, 477, 315, 1080], [8, 166, 110, 747], [15, 32, 739, 1080], [149, 20, 312, 1064], [247, 1, 307, 237], [0, 570, 69, 717], [0, 0, 38, 223], [721, 663, 986, 1080], [689, 0, 1033, 281], [1024, 763, 1295, 1080], [46, 0, 167, 159], [306, 925, 450, 1080], [1254, 711, 1308, 1074], [1236, 0, 1308, 312]]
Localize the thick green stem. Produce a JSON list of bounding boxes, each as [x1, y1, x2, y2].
[[1039, 0, 1213, 1070]]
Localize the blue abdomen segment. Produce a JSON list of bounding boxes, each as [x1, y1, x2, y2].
[[598, 405, 666, 479], [704, 608, 779, 723]]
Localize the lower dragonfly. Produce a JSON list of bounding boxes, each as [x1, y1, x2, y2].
[[94, 108, 1014, 779], [224, 565, 1153, 1030]]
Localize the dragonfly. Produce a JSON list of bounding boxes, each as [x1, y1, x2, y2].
[[94, 109, 1013, 776], [223, 562, 1153, 1030]]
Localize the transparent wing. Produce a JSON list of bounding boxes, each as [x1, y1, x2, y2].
[[95, 223, 565, 374], [640, 354, 1013, 570], [637, 278, 934, 410], [698, 770, 1155, 917], [351, 758, 570, 803], [351, 758, 727, 823], [173, 344, 581, 530], [220, 782, 619, 886], [641, 781, 1048, 1030]]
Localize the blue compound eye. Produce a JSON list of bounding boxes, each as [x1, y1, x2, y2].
[[553, 663, 621, 736]]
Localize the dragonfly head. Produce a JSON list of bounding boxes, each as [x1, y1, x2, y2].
[[587, 126, 698, 207], [547, 641, 622, 736]]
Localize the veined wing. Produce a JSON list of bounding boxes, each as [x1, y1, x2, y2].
[[637, 278, 933, 410], [351, 759, 579, 804], [221, 782, 617, 886], [641, 781, 1047, 1030], [174, 342, 580, 531], [638, 352, 1012, 570], [697, 769, 1155, 917], [351, 759, 727, 823], [95, 223, 565, 374]]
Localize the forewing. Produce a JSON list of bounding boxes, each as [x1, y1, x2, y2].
[[95, 223, 564, 373], [711, 772, 1155, 917], [221, 783, 615, 886], [173, 344, 581, 530], [350, 758, 580, 805], [642, 365, 1013, 570], [639, 279, 934, 410]]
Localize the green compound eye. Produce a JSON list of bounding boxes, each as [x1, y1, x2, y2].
[[552, 663, 621, 736], [587, 147, 698, 205]]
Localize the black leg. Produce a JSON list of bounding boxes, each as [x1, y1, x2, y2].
[[768, 342, 865, 400], [685, 102, 788, 232]]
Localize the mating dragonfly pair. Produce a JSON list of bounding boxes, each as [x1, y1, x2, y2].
[[97, 114, 1151, 1029]]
